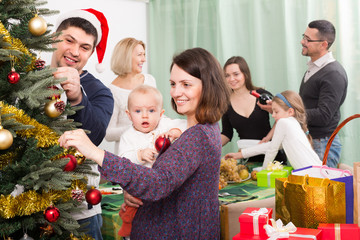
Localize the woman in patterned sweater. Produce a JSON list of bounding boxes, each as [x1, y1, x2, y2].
[[59, 47, 230, 239]]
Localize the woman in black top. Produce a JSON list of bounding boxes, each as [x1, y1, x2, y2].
[[221, 56, 286, 163]]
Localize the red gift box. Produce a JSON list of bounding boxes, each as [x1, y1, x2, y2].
[[264, 219, 322, 240], [287, 228, 322, 240], [318, 223, 360, 240], [238, 207, 272, 237], [233, 233, 266, 240]]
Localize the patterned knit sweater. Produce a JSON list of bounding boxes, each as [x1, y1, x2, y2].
[[99, 123, 222, 240]]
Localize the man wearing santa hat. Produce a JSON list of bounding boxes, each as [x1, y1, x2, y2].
[[51, 8, 114, 239]]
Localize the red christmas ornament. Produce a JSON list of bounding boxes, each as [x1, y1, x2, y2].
[[63, 154, 77, 171], [155, 136, 171, 152], [47, 85, 61, 99], [7, 68, 20, 84], [85, 187, 102, 205], [35, 58, 46, 70], [43, 206, 60, 222]]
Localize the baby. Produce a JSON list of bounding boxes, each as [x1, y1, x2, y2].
[[118, 85, 186, 238]]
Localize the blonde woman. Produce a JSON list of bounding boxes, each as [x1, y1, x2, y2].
[[105, 38, 156, 154]]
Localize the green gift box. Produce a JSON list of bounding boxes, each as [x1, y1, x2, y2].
[[257, 166, 293, 188]]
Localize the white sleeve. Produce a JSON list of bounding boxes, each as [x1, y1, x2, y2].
[[119, 131, 144, 166], [157, 116, 187, 133], [262, 119, 287, 168], [241, 142, 271, 159]]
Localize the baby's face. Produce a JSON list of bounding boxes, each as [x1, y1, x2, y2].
[[127, 93, 163, 133]]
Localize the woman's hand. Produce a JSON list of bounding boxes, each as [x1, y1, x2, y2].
[[58, 129, 105, 166], [122, 190, 143, 210]]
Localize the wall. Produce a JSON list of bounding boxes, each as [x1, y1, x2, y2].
[[42, 0, 149, 152]]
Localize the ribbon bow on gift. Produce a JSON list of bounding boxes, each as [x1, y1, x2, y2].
[[242, 208, 269, 235], [264, 219, 317, 240], [264, 219, 297, 240], [266, 161, 284, 171]]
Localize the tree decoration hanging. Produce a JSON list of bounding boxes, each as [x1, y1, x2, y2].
[[7, 68, 20, 84], [35, 58, 46, 70], [44, 98, 65, 118], [0, 180, 87, 219], [85, 186, 102, 205], [0, 21, 36, 71], [63, 154, 77, 171], [28, 14, 47, 36], [75, 151, 86, 165], [7, 55, 20, 84], [0, 113, 13, 150], [43, 205, 60, 223], [0, 101, 59, 148], [0, 126, 13, 150]]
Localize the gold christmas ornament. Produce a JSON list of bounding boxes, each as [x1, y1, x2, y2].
[[28, 14, 47, 36], [44, 99, 65, 118], [0, 127, 13, 150], [75, 151, 86, 165], [0, 21, 36, 71], [0, 101, 59, 148]]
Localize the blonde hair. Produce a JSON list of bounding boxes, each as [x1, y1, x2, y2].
[[127, 85, 163, 110], [111, 37, 145, 77], [273, 90, 313, 144]]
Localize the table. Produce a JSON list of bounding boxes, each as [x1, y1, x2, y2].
[[100, 180, 274, 240], [219, 180, 275, 240]]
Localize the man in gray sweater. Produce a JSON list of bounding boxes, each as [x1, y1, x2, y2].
[[299, 20, 348, 168]]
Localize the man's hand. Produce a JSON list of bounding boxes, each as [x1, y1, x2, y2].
[[53, 67, 83, 105]]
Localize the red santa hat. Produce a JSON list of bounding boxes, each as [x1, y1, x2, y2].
[[55, 8, 109, 73]]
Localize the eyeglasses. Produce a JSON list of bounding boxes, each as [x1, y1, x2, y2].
[[302, 34, 325, 43]]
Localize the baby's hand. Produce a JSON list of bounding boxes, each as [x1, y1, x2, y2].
[[139, 148, 157, 163]]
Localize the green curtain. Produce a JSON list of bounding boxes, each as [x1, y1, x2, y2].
[[148, 0, 360, 166]]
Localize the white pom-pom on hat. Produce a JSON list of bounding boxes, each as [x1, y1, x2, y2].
[[55, 8, 109, 73]]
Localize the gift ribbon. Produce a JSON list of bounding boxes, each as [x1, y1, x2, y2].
[[242, 208, 269, 235], [267, 171, 272, 187], [335, 223, 341, 240]]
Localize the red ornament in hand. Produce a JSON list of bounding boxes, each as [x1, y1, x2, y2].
[[8, 69, 20, 84], [44, 206, 60, 222], [86, 187, 102, 205], [63, 154, 77, 171], [155, 136, 171, 152]]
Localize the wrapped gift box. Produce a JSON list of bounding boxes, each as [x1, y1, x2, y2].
[[318, 223, 360, 240], [257, 166, 293, 188], [238, 207, 272, 237], [233, 233, 265, 240]]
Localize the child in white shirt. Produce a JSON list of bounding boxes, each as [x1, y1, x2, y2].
[[225, 90, 322, 169], [118, 85, 186, 238]]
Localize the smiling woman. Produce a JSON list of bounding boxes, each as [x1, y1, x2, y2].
[[104, 37, 157, 155], [58, 47, 231, 239]]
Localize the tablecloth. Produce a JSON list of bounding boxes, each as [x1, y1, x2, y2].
[[100, 179, 274, 240]]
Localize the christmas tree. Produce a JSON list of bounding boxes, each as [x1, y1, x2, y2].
[[0, 0, 98, 239]]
